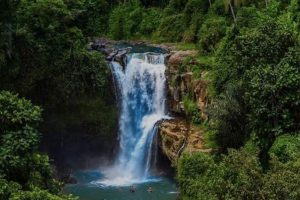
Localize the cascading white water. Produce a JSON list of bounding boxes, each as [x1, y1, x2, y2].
[[96, 53, 168, 186]]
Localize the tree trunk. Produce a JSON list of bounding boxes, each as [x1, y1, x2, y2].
[[259, 135, 275, 170], [229, 1, 237, 22]]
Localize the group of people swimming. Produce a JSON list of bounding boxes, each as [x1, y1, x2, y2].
[[129, 186, 152, 193]]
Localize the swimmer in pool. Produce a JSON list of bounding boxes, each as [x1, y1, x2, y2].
[[147, 186, 153, 193], [130, 186, 136, 193]]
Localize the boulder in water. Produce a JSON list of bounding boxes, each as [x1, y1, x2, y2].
[[63, 175, 78, 184], [106, 47, 132, 69], [90, 38, 115, 55]]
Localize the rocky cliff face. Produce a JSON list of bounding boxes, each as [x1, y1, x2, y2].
[[158, 50, 211, 164], [166, 51, 209, 118], [158, 118, 210, 165]]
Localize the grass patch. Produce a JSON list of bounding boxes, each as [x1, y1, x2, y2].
[[175, 42, 197, 50]]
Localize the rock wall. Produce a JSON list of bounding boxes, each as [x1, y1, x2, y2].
[[158, 50, 211, 164], [166, 51, 209, 119], [158, 119, 210, 165]]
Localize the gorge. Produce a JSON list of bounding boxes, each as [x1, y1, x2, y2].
[[64, 46, 181, 200]]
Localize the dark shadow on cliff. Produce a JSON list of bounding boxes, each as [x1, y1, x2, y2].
[[39, 93, 119, 182]]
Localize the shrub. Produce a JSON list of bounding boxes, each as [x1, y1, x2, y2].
[[108, 2, 144, 39], [270, 134, 300, 163], [157, 14, 185, 41], [0, 91, 74, 199], [79, 0, 110, 36], [164, 0, 189, 15], [198, 15, 228, 54], [177, 150, 264, 200], [108, 6, 130, 40], [207, 86, 249, 151], [177, 149, 300, 200], [182, 0, 209, 42], [183, 96, 201, 124], [139, 8, 162, 35]]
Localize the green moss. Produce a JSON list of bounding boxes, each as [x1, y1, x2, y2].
[[183, 95, 201, 124], [198, 123, 218, 149], [175, 43, 197, 50]]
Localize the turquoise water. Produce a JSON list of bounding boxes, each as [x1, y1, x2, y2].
[[64, 170, 178, 200]]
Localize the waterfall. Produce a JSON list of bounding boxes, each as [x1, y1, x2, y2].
[[96, 53, 168, 186]]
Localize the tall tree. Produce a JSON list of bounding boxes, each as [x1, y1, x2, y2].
[[0, 0, 19, 66], [223, 0, 246, 22]]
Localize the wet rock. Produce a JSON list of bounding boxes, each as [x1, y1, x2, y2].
[[91, 42, 105, 51], [166, 51, 197, 115], [90, 38, 171, 69], [62, 175, 78, 185], [106, 47, 132, 69], [164, 53, 172, 60], [106, 52, 117, 61], [115, 47, 132, 66], [54, 164, 78, 185], [90, 38, 115, 55]]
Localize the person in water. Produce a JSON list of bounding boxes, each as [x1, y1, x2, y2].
[[147, 186, 153, 193], [130, 186, 136, 193]]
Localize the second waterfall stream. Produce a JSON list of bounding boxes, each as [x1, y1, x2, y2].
[[96, 52, 169, 186]]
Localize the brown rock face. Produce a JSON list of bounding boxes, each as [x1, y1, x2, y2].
[[167, 51, 197, 73], [158, 119, 187, 164], [158, 119, 210, 165], [193, 78, 209, 120], [166, 51, 209, 119], [157, 50, 212, 164]]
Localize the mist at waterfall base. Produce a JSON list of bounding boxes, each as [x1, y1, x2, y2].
[[65, 170, 177, 200], [65, 51, 177, 199]]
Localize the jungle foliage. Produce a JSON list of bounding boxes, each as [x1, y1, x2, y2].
[[0, 91, 77, 199], [177, 148, 300, 200], [0, 0, 116, 199], [1, 0, 300, 199], [105, 0, 300, 199]]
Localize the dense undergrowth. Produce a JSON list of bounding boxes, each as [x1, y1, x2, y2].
[[1, 0, 116, 199], [1, 0, 300, 199]]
